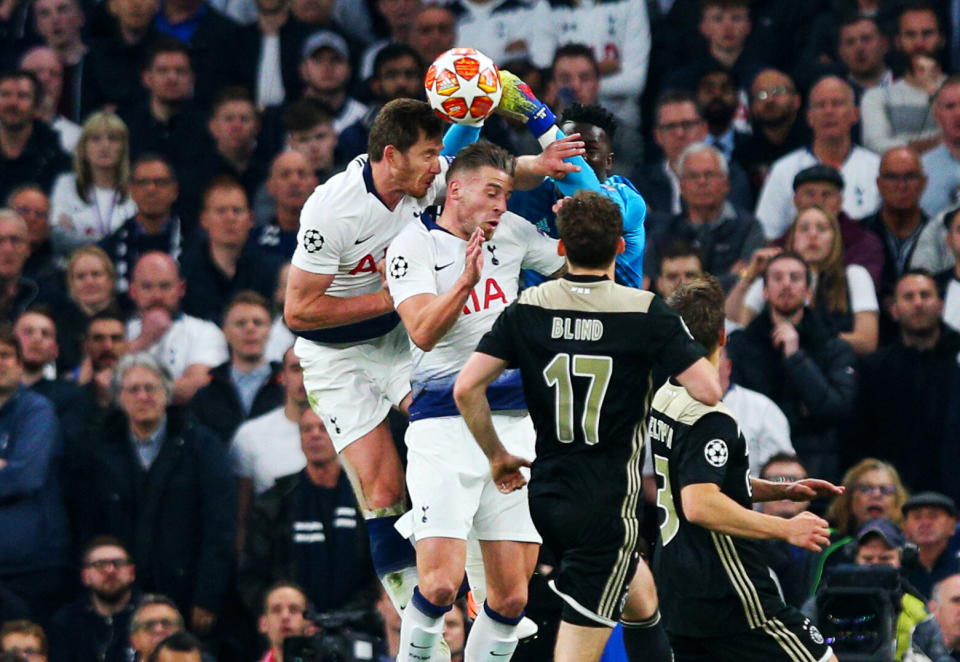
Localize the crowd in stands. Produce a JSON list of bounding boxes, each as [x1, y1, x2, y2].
[[5, 0, 960, 660]]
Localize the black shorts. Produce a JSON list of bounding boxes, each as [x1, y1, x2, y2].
[[669, 608, 833, 662], [529, 492, 641, 628]]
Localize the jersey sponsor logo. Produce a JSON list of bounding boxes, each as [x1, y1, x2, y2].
[[704, 439, 729, 467], [462, 278, 507, 314], [303, 228, 324, 253], [350, 249, 386, 275], [388, 255, 409, 279]]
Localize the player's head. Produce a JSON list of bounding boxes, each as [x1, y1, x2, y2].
[[367, 98, 445, 198], [555, 190, 623, 272], [666, 274, 726, 357], [559, 103, 616, 181], [445, 141, 515, 241]]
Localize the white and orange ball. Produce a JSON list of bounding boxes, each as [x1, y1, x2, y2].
[[424, 47, 502, 125]]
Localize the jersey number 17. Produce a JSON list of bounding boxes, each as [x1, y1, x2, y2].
[[542, 353, 612, 446]]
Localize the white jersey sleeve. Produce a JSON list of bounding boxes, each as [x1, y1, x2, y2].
[[386, 224, 438, 308], [291, 179, 355, 276], [514, 212, 565, 275]]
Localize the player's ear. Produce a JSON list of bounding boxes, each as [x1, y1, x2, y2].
[[557, 239, 567, 256], [616, 236, 626, 255]]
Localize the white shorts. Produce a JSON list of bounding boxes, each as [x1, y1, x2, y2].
[[405, 413, 541, 544], [295, 323, 412, 452]]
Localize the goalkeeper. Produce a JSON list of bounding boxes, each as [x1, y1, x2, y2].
[[499, 72, 647, 289]]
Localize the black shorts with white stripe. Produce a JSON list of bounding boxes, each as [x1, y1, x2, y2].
[[668, 607, 833, 662], [531, 492, 642, 628]]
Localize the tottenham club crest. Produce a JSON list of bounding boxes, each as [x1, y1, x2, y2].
[[389, 256, 408, 279], [303, 229, 324, 253], [704, 439, 729, 467]]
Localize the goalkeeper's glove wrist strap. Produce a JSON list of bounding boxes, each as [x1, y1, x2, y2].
[[525, 102, 557, 139]]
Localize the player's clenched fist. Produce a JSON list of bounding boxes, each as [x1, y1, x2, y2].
[[785, 511, 832, 552]]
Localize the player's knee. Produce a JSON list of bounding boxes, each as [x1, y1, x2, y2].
[[488, 587, 528, 619], [418, 572, 459, 607], [362, 474, 405, 511]]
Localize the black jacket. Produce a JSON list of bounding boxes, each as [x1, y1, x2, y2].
[[48, 591, 139, 662], [189, 361, 284, 443], [727, 307, 857, 480], [222, 18, 311, 105], [0, 121, 70, 201], [83, 28, 156, 116], [239, 470, 375, 615], [73, 408, 236, 614], [635, 158, 754, 217]]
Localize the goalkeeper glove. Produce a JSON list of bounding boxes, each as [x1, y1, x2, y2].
[[497, 69, 557, 138]]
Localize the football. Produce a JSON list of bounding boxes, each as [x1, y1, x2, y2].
[[424, 47, 502, 125]]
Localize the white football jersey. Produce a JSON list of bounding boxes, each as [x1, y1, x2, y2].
[[291, 154, 451, 343], [386, 209, 563, 420]]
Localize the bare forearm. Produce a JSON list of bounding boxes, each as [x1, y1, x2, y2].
[[683, 487, 786, 540], [750, 478, 787, 502], [403, 281, 474, 351], [286, 290, 393, 331], [513, 155, 547, 190], [455, 387, 508, 462]]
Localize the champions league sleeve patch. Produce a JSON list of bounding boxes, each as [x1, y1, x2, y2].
[[303, 229, 324, 253], [704, 439, 729, 467], [389, 256, 409, 279]]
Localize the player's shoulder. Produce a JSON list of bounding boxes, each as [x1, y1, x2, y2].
[[302, 156, 369, 216], [388, 214, 432, 256], [652, 381, 736, 428], [517, 278, 659, 314]]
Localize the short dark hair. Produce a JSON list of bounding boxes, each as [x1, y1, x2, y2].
[[898, 1, 942, 34], [261, 580, 309, 614], [17, 304, 56, 328], [446, 141, 515, 183], [667, 275, 725, 355], [80, 535, 131, 564], [147, 632, 202, 662], [224, 290, 270, 321], [0, 70, 39, 107], [0, 621, 45, 654], [85, 307, 126, 336], [201, 175, 246, 209], [211, 85, 256, 116], [559, 103, 617, 140], [701, 0, 750, 11], [367, 98, 444, 162], [131, 153, 177, 182], [373, 43, 422, 80], [283, 98, 335, 134], [654, 89, 702, 125], [0, 322, 23, 362], [838, 11, 880, 33], [895, 267, 940, 298], [660, 241, 704, 269], [551, 43, 599, 76], [760, 453, 807, 478], [5, 182, 45, 207], [762, 251, 812, 287], [130, 595, 183, 635], [556, 190, 622, 269], [144, 36, 192, 72]]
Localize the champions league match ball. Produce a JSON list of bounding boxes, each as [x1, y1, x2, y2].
[[425, 47, 502, 125]]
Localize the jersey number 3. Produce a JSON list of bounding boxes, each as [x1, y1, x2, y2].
[[542, 353, 612, 446], [653, 454, 679, 546]]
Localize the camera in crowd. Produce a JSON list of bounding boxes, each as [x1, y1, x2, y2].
[[815, 564, 901, 661], [283, 609, 381, 662]]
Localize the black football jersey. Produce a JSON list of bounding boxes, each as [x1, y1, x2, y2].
[[649, 381, 787, 637]]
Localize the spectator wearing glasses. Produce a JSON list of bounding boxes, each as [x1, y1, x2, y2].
[[0, 620, 46, 662], [47, 536, 138, 662], [5, 185, 56, 286], [127, 596, 184, 662]]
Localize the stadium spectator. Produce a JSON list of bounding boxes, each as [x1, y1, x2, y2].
[[731, 205, 880, 355], [225, 0, 310, 109], [895, 1, 946, 62], [72, 310, 129, 430], [407, 4, 455, 69], [179, 178, 282, 325], [49, 111, 137, 256], [47, 537, 138, 662], [860, 7, 944, 154], [852, 270, 960, 495], [126, 251, 228, 403], [190, 290, 283, 444], [73, 354, 236, 635], [936, 207, 960, 331], [862, 147, 929, 335], [930, 574, 960, 659], [726, 252, 857, 480], [147, 631, 203, 662], [443, 601, 467, 662], [298, 30, 367, 133], [240, 408, 372, 615], [445, 0, 553, 69], [179, 87, 266, 223], [6, 185, 56, 285], [18, 47, 78, 154], [638, 89, 751, 215], [652, 242, 704, 299], [82, 0, 158, 115], [119, 38, 209, 179], [99, 154, 184, 295], [757, 454, 814, 607], [0, 70, 70, 201], [919, 76, 960, 219], [733, 68, 809, 195], [694, 68, 747, 163], [251, 150, 316, 258], [32, 0, 86, 123], [755, 76, 881, 240], [902, 493, 960, 599], [127, 596, 184, 662], [644, 141, 763, 291], [0, 323, 69, 622], [255, 582, 307, 662], [62, 245, 119, 347], [0, 621, 46, 662], [281, 99, 337, 185], [357, 0, 421, 80], [836, 14, 892, 99], [0, 211, 58, 324]]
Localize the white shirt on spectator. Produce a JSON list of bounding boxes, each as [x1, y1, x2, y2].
[[450, 0, 556, 69], [126, 313, 228, 379], [230, 406, 306, 494], [265, 316, 295, 363], [945, 277, 960, 333], [50, 173, 138, 242], [754, 146, 881, 240], [723, 384, 794, 477]]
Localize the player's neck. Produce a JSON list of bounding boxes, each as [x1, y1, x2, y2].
[[707, 346, 723, 369], [566, 263, 615, 280], [369, 159, 405, 210], [436, 206, 470, 240]]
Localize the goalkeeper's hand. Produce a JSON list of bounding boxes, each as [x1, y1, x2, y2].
[[497, 69, 557, 137]]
